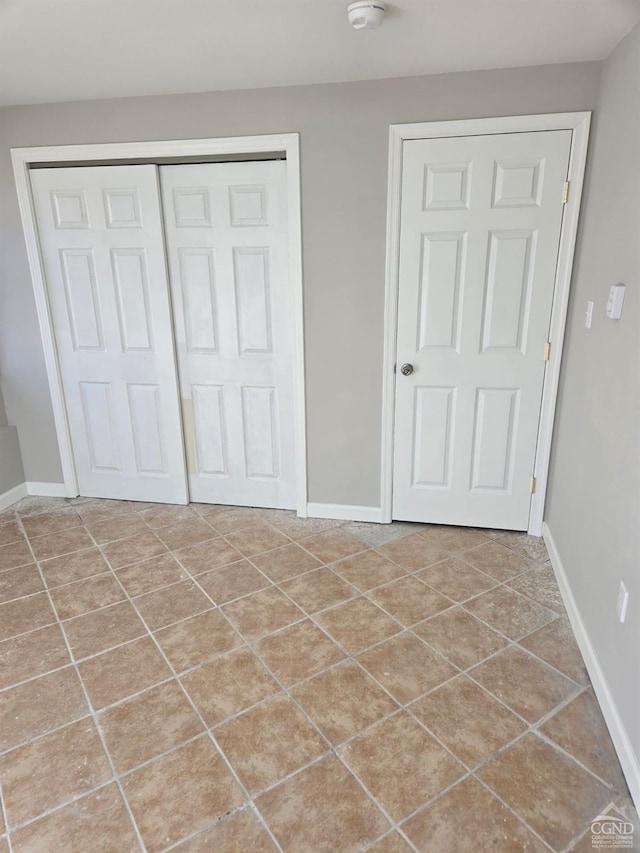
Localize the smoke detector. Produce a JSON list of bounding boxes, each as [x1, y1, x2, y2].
[[347, 1, 387, 29]]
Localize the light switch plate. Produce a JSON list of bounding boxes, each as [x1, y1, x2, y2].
[[606, 284, 625, 320]]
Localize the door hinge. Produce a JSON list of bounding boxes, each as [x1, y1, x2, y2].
[[530, 476, 537, 494], [562, 181, 570, 204], [544, 341, 551, 362]]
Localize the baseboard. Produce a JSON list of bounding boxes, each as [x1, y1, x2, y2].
[[306, 502, 385, 523], [26, 481, 70, 498], [543, 523, 640, 811], [0, 482, 28, 512]]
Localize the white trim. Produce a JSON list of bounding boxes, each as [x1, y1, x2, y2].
[[306, 502, 385, 523], [26, 481, 70, 498], [543, 523, 640, 812], [11, 134, 307, 515], [0, 483, 28, 512], [381, 112, 591, 532]]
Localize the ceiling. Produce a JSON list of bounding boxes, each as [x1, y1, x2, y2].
[[0, 0, 638, 107]]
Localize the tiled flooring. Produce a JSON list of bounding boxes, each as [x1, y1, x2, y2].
[[0, 497, 635, 852]]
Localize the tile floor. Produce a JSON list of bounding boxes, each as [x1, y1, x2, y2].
[[0, 497, 636, 852]]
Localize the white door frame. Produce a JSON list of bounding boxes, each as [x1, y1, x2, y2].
[[381, 112, 591, 535], [11, 134, 308, 516]]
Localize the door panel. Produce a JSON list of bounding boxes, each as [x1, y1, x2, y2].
[[160, 161, 296, 509], [392, 130, 572, 529], [31, 166, 187, 503]]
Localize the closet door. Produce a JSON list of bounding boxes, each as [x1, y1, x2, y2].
[[160, 161, 296, 509], [31, 166, 188, 503]]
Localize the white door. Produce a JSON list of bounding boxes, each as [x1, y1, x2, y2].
[[31, 166, 188, 503], [160, 161, 296, 509], [392, 130, 572, 530]]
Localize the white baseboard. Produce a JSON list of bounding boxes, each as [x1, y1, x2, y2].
[[0, 482, 28, 512], [543, 523, 640, 812], [306, 502, 385, 523], [26, 481, 71, 498]]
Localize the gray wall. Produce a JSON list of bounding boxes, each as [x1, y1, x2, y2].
[[546, 26, 640, 762], [0, 62, 600, 505], [0, 384, 25, 494]]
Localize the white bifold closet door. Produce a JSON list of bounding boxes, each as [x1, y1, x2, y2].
[[160, 161, 296, 509], [31, 166, 188, 503]]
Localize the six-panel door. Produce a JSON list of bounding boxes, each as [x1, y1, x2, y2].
[[160, 162, 296, 509], [392, 130, 572, 529], [31, 165, 188, 503]]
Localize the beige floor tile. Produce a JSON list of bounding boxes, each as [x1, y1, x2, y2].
[[508, 563, 566, 613], [402, 776, 547, 852], [20, 507, 82, 539], [250, 543, 322, 583], [298, 529, 367, 564], [0, 540, 34, 572], [340, 712, 463, 822], [367, 575, 453, 626], [331, 550, 406, 591], [314, 597, 401, 654], [115, 552, 188, 597], [0, 565, 44, 604], [358, 632, 457, 704], [540, 690, 629, 792], [367, 831, 413, 852], [279, 567, 357, 613], [519, 617, 590, 685], [173, 537, 243, 574], [75, 500, 133, 524], [225, 523, 291, 557], [495, 531, 550, 563], [156, 518, 219, 551], [470, 646, 579, 723], [478, 733, 611, 850], [255, 620, 344, 686], [134, 580, 212, 630], [122, 736, 244, 852], [418, 525, 490, 553], [291, 661, 398, 745], [181, 647, 279, 727], [85, 514, 149, 544], [375, 532, 450, 571], [255, 755, 388, 850], [98, 680, 202, 773], [39, 546, 109, 588], [0, 624, 70, 690], [197, 561, 270, 604], [461, 540, 535, 581], [222, 587, 304, 642], [63, 601, 147, 659], [0, 667, 88, 752], [29, 527, 94, 562], [271, 516, 345, 541], [49, 573, 125, 620], [138, 504, 199, 529], [155, 610, 242, 672], [101, 529, 167, 570], [0, 519, 23, 547], [412, 606, 510, 669], [0, 593, 56, 642], [465, 585, 558, 640], [410, 675, 526, 767], [79, 636, 172, 709], [10, 784, 138, 853], [0, 718, 112, 826], [172, 807, 276, 851], [416, 557, 498, 602], [205, 507, 265, 534], [215, 694, 327, 793]]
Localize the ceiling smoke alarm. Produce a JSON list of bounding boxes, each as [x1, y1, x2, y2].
[[347, 1, 387, 30]]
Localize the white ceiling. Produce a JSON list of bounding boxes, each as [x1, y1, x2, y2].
[[0, 0, 638, 107]]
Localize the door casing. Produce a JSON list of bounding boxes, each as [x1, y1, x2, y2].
[[381, 113, 591, 535], [11, 134, 308, 517]]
